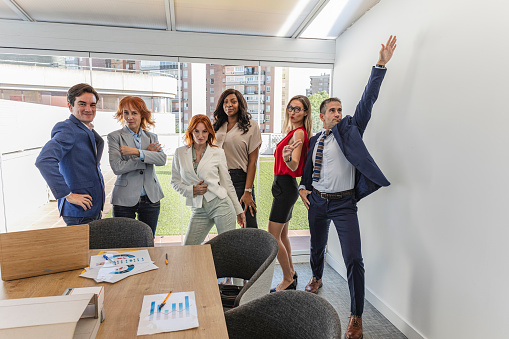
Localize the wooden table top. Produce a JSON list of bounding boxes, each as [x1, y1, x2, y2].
[[0, 245, 228, 339]]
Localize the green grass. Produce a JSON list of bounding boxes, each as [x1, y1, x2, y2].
[[107, 156, 309, 235]]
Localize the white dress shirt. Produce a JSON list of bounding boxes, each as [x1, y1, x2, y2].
[[303, 129, 355, 193]]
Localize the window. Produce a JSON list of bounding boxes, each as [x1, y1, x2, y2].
[[265, 115, 270, 121], [266, 96, 270, 102], [210, 79, 214, 85], [266, 105, 270, 112], [210, 97, 214, 103], [210, 88, 214, 94], [183, 92, 188, 100], [184, 113, 189, 120], [184, 82, 188, 89], [267, 76, 271, 83], [210, 69, 214, 75], [266, 86, 271, 93], [183, 70, 188, 78], [210, 105, 214, 112]]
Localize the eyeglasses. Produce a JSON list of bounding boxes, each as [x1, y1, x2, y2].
[[287, 106, 303, 113]]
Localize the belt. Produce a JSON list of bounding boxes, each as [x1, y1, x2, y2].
[[312, 187, 354, 200]]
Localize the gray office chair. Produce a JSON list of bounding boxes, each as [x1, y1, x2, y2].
[[225, 290, 342, 339], [205, 228, 278, 308], [88, 217, 154, 249]]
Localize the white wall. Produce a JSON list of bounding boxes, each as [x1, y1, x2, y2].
[[327, 1, 509, 338]]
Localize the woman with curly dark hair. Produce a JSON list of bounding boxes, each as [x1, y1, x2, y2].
[[213, 89, 262, 228]]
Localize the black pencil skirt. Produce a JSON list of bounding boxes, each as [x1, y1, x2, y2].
[[269, 174, 299, 223]]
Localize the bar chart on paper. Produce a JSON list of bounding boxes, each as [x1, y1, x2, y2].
[[137, 292, 199, 336]]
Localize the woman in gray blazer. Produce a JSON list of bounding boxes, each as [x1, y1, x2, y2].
[[108, 96, 166, 236]]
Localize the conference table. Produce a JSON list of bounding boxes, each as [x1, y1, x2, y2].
[[0, 245, 229, 338]]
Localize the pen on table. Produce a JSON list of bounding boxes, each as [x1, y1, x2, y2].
[[158, 291, 172, 311], [165, 253, 168, 265], [103, 254, 115, 265]]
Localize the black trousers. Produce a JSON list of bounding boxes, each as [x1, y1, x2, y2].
[[229, 169, 257, 228], [308, 191, 364, 316]]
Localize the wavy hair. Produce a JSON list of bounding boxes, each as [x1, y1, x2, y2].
[[67, 83, 99, 106], [283, 95, 312, 137], [115, 96, 155, 130], [185, 114, 217, 147], [212, 88, 252, 134]]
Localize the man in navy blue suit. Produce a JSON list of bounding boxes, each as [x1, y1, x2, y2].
[[287, 36, 397, 339], [36, 83, 105, 226]]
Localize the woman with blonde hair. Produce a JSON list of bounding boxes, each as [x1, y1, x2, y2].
[[108, 96, 166, 236], [268, 95, 312, 291], [171, 115, 246, 245]]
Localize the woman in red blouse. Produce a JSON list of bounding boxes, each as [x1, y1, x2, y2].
[[269, 95, 312, 292]]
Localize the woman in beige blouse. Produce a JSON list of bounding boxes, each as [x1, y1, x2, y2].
[[213, 89, 262, 228]]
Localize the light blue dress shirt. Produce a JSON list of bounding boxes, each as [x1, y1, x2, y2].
[[125, 126, 147, 197]]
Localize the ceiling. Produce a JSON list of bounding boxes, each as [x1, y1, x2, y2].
[[0, 0, 379, 40]]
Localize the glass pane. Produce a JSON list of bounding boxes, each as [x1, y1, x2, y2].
[[89, 57, 183, 242], [0, 52, 92, 231]]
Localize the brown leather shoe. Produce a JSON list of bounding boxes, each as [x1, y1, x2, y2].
[[304, 277, 322, 293], [345, 315, 363, 339]]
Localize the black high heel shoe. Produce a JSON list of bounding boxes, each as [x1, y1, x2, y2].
[[270, 279, 297, 293], [293, 272, 298, 286]]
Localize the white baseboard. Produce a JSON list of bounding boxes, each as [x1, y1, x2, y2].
[[326, 253, 426, 339]]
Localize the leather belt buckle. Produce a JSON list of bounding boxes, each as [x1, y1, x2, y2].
[[320, 192, 328, 199]]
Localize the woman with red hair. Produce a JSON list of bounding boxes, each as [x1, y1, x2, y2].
[[108, 96, 167, 236], [171, 115, 246, 244]]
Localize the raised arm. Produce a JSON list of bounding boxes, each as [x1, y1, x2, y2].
[[352, 35, 397, 133], [377, 35, 397, 66]]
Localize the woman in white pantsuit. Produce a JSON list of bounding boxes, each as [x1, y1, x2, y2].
[[171, 115, 246, 245]]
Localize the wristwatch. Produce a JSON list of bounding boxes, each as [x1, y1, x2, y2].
[[244, 188, 253, 193], [285, 156, 292, 163]]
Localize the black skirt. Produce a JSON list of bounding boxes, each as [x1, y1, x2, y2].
[[269, 175, 299, 223]]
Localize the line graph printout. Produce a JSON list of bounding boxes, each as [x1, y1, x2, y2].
[[137, 292, 199, 336]]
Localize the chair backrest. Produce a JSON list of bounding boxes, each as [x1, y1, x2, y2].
[[88, 217, 154, 249], [225, 290, 342, 339], [206, 228, 278, 307]]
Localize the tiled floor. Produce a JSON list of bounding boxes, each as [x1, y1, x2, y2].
[[272, 263, 408, 339]]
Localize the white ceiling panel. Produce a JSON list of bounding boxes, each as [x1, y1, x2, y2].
[[174, 0, 322, 37], [15, 0, 168, 29], [0, 1, 23, 20], [301, 0, 379, 39]]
